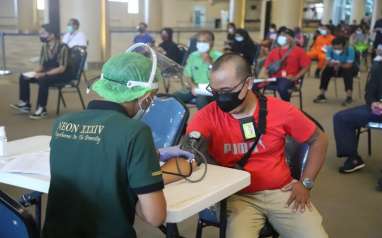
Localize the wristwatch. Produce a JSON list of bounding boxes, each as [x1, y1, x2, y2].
[[302, 178, 314, 190]]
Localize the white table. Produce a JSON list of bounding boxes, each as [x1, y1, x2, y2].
[[0, 136, 250, 237]]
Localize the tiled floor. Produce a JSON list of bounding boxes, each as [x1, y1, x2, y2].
[[0, 34, 382, 238]]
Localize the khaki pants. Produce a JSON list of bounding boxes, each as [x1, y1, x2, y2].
[[226, 190, 328, 238]]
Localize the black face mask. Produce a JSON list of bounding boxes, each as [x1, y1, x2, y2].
[[40, 36, 48, 43], [214, 80, 248, 113]]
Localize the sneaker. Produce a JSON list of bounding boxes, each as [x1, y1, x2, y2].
[[341, 96, 353, 106], [339, 157, 365, 173], [29, 107, 47, 120], [10, 101, 31, 113], [313, 94, 327, 103]]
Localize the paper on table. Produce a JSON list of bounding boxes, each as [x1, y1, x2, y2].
[[0, 150, 50, 177], [194, 84, 212, 96], [22, 71, 37, 78]]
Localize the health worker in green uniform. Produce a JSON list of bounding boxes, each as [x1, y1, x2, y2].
[[42, 52, 194, 238]]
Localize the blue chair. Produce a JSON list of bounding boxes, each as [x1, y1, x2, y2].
[[196, 114, 324, 238], [0, 190, 39, 238], [141, 94, 189, 149]]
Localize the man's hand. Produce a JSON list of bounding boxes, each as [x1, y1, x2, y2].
[[158, 146, 194, 162], [34, 72, 46, 79], [191, 85, 197, 96], [282, 179, 312, 213], [371, 102, 382, 115], [286, 75, 298, 81]]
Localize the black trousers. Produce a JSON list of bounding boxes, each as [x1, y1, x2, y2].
[[19, 73, 70, 108], [319, 66, 354, 91]]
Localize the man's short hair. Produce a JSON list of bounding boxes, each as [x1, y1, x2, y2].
[[211, 53, 250, 79], [198, 30, 215, 42], [332, 36, 347, 46], [41, 23, 59, 38], [70, 18, 80, 27], [139, 22, 148, 28]]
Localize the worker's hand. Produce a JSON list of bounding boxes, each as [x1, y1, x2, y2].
[[191, 85, 197, 96], [158, 146, 194, 162], [34, 72, 45, 79], [371, 102, 382, 115], [282, 179, 312, 213], [286, 75, 298, 81]]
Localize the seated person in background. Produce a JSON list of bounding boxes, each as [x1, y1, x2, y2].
[[294, 27, 305, 48], [229, 28, 259, 65], [173, 31, 222, 109], [188, 53, 329, 238], [62, 18, 87, 48], [333, 53, 382, 178], [350, 26, 369, 65], [260, 23, 278, 56], [42, 52, 195, 238], [10, 24, 71, 119], [307, 25, 335, 78], [313, 36, 356, 106], [262, 28, 311, 101], [224, 22, 236, 51], [158, 27, 182, 64], [134, 22, 155, 46]]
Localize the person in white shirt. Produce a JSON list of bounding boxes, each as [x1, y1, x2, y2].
[[62, 18, 87, 48]]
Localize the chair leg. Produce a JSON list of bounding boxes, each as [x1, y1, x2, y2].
[[334, 78, 338, 98], [299, 90, 303, 111], [195, 221, 203, 238], [76, 87, 86, 109], [219, 199, 227, 238], [61, 94, 67, 108], [358, 77, 362, 99], [57, 90, 61, 115], [356, 128, 361, 147], [367, 128, 372, 157]]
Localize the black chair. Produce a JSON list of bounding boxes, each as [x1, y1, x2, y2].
[[356, 122, 382, 157], [0, 190, 39, 238], [52, 46, 87, 115], [196, 114, 324, 238], [263, 77, 305, 110]]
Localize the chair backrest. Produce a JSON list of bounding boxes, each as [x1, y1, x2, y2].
[[285, 113, 324, 179], [141, 94, 189, 148], [67, 46, 88, 86], [0, 190, 39, 238]]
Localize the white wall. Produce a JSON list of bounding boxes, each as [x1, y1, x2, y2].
[[108, 1, 144, 29], [0, 0, 17, 28]]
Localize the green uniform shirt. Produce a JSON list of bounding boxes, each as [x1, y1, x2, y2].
[[184, 49, 222, 85], [42, 100, 164, 238]]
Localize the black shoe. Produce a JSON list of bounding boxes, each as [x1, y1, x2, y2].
[[339, 157, 365, 174], [341, 97, 353, 106], [29, 107, 47, 120], [315, 69, 321, 79], [313, 94, 327, 103], [377, 178, 382, 192], [10, 102, 31, 113]]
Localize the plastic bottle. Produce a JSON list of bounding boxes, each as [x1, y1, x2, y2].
[[0, 126, 7, 157]]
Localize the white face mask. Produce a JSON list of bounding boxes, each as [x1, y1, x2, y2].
[[196, 42, 210, 53], [235, 36, 244, 42], [133, 96, 153, 120], [277, 35, 288, 46], [334, 49, 343, 55], [319, 29, 328, 35], [228, 28, 235, 34], [374, 55, 382, 62]]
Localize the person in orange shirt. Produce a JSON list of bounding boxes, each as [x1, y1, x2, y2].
[[307, 26, 335, 78]]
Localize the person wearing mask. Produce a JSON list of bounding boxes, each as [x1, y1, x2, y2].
[[307, 25, 335, 78], [313, 36, 356, 106], [133, 22, 155, 46], [333, 48, 382, 184], [42, 52, 196, 238], [226, 22, 236, 45], [229, 28, 259, 65], [260, 23, 278, 52], [188, 53, 329, 238], [10, 24, 71, 119], [62, 18, 87, 48], [158, 27, 182, 64], [262, 28, 311, 101], [350, 26, 369, 67], [173, 31, 222, 109]]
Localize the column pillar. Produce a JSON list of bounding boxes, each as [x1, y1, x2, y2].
[[143, 0, 162, 31], [271, 0, 303, 28], [323, 0, 334, 24], [351, 0, 365, 23], [60, 0, 109, 65], [229, 0, 246, 28], [17, 0, 39, 33], [372, 0, 382, 28]]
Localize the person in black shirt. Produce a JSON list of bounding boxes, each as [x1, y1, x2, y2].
[[158, 28, 182, 64], [10, 24, 71, 119], [372, 18, 382, 59], [333, 57, 382, 180], [229, 28, 259, 65]]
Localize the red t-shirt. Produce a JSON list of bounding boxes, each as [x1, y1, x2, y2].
[[187, 96, 316, 193], [264, 46, 311, 78]]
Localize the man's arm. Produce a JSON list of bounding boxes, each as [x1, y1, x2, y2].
[[161, 158, 197, 184], [136, 191, 166, 226]]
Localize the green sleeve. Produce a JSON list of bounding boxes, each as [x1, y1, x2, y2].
[[183, 54, 194, 78], [127, 125, 164, 195]]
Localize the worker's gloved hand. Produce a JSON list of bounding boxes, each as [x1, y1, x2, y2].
[[158, 146, 194, 162]]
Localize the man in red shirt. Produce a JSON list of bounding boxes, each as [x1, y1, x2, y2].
[[263, 28, 311, 101], [188, 54, 328, 238]]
